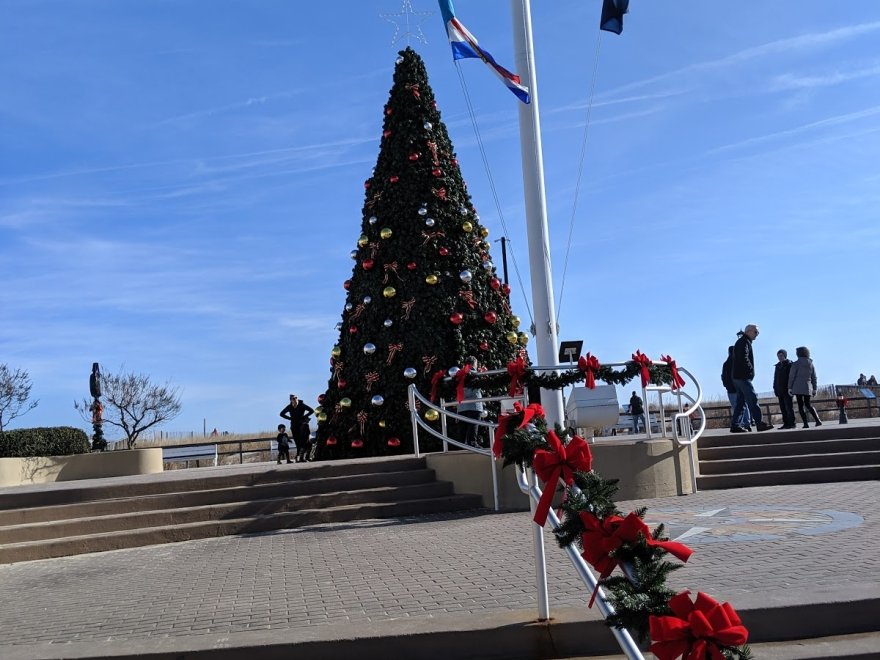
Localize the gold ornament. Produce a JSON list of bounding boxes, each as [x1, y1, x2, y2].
[[517, 332, 529, 345], [379, 420, 386, 428], [314, 406, 323, 414], [480, 227, 489, 238], [331, 345, 341, 358], [317, 412, 327, 422], [511, 316, 521, 329], [425, 409, 439, 422], [340, 397, 352, 408], [358, 234, 368, 247], [380, 227, 393, 239], [425, 274, 438, 285], [506, 331, 518, 345], [461, 221, 473, 233], [383, 286, 397, 298]]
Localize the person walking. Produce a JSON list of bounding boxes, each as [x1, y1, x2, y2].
[[456, 356, 485, 447], [722, 346, 751, 432], [730, 324, 774, 433], [773, 349, 796, 429], [280, 394, 315, 462], [629, 391, 646, 434], [788, 346, 822, 428]]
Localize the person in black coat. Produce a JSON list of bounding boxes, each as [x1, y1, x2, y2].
[[722, 346, 751, 431], [280, 394, 315, 462], [730, 325, 773, 433], [773, 349, 796, 429]]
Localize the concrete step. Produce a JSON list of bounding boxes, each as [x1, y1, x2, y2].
[[0, 456, 429, 510], [744, 632, 880, 659], [0, 467, 437, 526], [698, 424, 879, 449], [697, 464, 880, 489], [0, 494, 485, 564], [699, 436, 880, 461], [0, 481, 456, 543], [699, 450, 880, 475]]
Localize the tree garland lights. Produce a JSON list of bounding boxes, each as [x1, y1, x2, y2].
[[492, 394, 752, 659]]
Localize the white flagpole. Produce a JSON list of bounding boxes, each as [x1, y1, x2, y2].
[[510, 0, 565, 430]]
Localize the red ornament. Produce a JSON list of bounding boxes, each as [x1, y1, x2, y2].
[[317, 394, 325, 404], [337, 379, 347, 388], [452, 159, 459, 167], [408, 152, 420, 161], [387, 437, 401, 448], [362, 258, 375, 271], [343, 279, 351, 290], [432, 168, 442, 177], [389, 175, 399, 183], [351, 439, 364, 448], [326, 436, 338, 446], [502, 283, 511, 295], [364, 180, 371, 189], [438, 247, 450, 257], [484, 311, 497, 324], [489, 277, 501, 290], [349, 326, 358, 335], [479, 341, 489, 351], [385, 107, 392, 116], [450, 312, 464, 325], [383, 129, 391, 138], [406, 262, 417, 271]]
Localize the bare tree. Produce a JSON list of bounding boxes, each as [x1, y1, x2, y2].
[[0, 364, 39, 432], [76, 368, 182, 448]]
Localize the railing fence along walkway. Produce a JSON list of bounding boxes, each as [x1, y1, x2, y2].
[[408, 359, 706, 660]]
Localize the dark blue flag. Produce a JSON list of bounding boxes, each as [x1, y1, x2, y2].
[[600, 0, 629, 35]]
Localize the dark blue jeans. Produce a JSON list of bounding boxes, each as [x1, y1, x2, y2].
[[732, 378, 762, 427]]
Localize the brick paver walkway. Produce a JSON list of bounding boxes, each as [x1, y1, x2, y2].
[[0, 479, 877, 658]]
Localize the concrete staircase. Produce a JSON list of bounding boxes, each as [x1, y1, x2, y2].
[[697, 423, 880, 490], [0, 456, 483, 564]]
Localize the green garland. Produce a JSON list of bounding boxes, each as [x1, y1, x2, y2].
[[495, 406, 752, 660]]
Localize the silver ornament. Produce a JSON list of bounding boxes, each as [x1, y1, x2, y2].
[[371, 394, 385, 406], [424, 121, 433, 130], [482, 260, 494, 270], [363, 296, 372, 305], [403, 367, 417, 379], [418, 206, 428, 216], [474, 214, 481, 222], [460, 206, 468, 215], [345, 303, 353, 312], [350, 249, 359, 260], [459, 270, 472, 283], [383, 319, 393, 328], [425, 218, 435, 227], [396, 55, 404, 64], [363, 343, 376, 355], [369, 215, 378, 225], [447, 366, 460, 377], [335, 322, 343, 331]]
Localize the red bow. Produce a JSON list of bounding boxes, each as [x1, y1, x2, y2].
[[632, 350, 653, 388], [430, 370, 447, 403], [649, 591, 748, 660], [532, 431, 592, 526], [492, 402, 545, 459], [455, 363, 472, 404], [507, 356, 527, 396], [580, 511, 693, 606], [577, 353, 600, 389], [661, 354, 686, 390]]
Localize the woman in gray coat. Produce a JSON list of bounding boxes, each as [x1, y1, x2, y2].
[[788, 346, 822, 428]]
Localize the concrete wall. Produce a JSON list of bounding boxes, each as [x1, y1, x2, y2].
[[425, 452, 530, 511], [0, 449, 164, 487]]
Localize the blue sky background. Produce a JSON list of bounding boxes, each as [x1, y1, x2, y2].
[[2, 1, 879, 436]]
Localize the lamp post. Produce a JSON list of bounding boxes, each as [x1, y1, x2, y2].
[[89, 362, 106, 451]]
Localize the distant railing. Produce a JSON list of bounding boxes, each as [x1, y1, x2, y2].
[[109, 437, 277, 465], [703, 393, 877, 429]]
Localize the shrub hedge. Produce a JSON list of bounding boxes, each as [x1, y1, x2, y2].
[[0, 426, 91, 458]]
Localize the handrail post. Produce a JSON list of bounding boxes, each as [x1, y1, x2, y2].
[[408, 385, 421, 458], [440, 397, 450, 452], [527, 469, 550, 621]]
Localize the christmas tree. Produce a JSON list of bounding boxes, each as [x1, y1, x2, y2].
[[314, 48, 528, 458]]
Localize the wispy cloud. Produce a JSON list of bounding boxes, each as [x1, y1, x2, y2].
[[769, 62, 880, 91]]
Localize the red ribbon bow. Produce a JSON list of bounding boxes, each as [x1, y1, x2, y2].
[[632, 350, 653, 388], [364, 371, 380, 392], [577, 353, 601, 389], [386, 343, 403, 365], [430, 369, 447, 402], [383, 261, 400, 284], [531, 431, 592, 526], [580, 511, 693, 606], [507, 356, 527, 396], [492, 402, 545, 459], [661, 354, 686, 390], [649, 591, 748, 660], [455, 363, 472, 404]]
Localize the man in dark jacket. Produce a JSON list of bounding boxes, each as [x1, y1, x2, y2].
[[730, 324, 774, 433], [773, 349, 796, 429], [723, 346, 751, 431]]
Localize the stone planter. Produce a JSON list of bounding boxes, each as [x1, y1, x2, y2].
[[0, 448, 163, 487]]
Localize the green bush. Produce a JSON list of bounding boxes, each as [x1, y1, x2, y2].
[[0, 426, 91, 458]]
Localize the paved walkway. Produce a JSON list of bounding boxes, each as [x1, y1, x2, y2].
[[0, 476, 878, 659]]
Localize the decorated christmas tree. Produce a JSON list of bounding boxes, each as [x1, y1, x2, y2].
[[315, 48, 528, 458]]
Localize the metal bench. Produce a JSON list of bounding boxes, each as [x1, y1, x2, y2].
[[162, 444, 218, 467]]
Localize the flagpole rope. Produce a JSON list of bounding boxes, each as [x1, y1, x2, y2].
[[453, 61, 535, 328], [556, 29, 603, 320]]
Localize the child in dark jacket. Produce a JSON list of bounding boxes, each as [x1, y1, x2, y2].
[[276, 424, 294, 464]]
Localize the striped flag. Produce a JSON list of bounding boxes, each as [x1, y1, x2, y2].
[[438, 0, 530, 104]]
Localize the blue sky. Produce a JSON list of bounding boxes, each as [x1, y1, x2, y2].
[[2, 1, 879, 436]]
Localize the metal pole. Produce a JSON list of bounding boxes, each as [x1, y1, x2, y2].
[[408, 385, 421, 458], [527, 470, 550, 620], [495, 237, 510, 285], [510, 0, 565, 431]]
